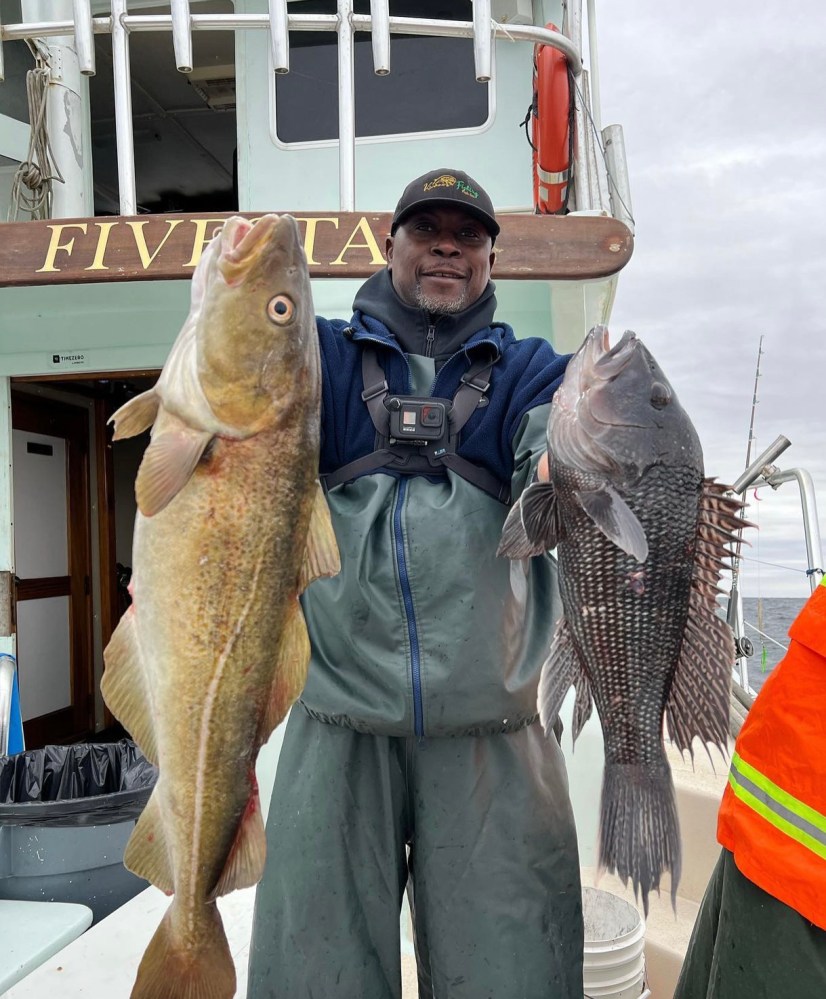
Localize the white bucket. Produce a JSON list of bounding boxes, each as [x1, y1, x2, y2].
[[582, 887, 647, 999]]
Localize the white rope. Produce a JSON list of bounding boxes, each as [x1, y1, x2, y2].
[[8, 46, 65, 222]]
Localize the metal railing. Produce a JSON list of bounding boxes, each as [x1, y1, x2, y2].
[[0, 1, 631, 223], [727, 434, 824, 694]]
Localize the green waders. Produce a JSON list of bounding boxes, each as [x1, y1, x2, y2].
[[247, 707, 583, 998], [674, 849, 826, 999]]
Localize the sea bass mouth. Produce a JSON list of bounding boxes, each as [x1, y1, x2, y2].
[[585, 326, 639, 383]]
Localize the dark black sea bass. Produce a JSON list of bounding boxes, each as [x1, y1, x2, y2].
[[498, 326, 744, 910]]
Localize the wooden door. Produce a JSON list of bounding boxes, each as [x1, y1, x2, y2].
[[11, 392, 94, 747]]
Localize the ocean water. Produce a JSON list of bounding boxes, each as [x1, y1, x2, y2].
[[738, 596, 807, 693]]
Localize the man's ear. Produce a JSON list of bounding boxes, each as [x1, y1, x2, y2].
[[489, 248, 496, 273], [385, 236, 394, 266]]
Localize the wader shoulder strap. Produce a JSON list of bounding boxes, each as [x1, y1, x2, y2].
[[321, 345, 510, 504]]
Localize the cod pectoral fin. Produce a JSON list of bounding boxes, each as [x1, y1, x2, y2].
[[498, 482, 560, 558], [575, 485, 648, 563], [298, 481, 341, 592], [102, 609, 158, 765], [109, 389, 159, 440], [124, 788, 174, 893], [538, 616, 590, 741], [135, 427, 213, 517], [211, 788, 267, 897], [666, 479, 745, 758]]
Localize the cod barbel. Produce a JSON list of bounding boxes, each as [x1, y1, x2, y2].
[[102, 214, 339, 998], [498, 326, 744, 910]]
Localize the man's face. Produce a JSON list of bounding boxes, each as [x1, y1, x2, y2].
[[386, 207, 495, 314]]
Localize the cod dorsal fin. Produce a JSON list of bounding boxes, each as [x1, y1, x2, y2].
[[575, 484, 648, 563], [109, 389, 160, 440], [298, 482, 341, 592], [135, 426, 213, 517], [101, 609, 158, 765], [123, 788, 174, 893], [259, 600, 312, 744], [211, 785, 267, 898], [665, 479, 750, 758]]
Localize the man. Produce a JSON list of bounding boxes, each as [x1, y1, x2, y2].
[[247, 169, 581, 998], [674, 574, 826, 998]]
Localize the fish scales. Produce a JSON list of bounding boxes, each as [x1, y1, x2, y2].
[[101, 214, 339, 999], [498, 326, 745, 912]]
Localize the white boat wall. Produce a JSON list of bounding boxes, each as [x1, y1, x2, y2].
[[0, 0, 633, 749], [0, 2, 672, 996]]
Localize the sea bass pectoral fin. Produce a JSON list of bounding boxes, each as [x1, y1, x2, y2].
[[298, 481, 341, 592], [538, 616, 588, 740], [124, 788, 174, 894], [109, 389, 160, 440], [575, 484, 649, 563], [135, 426, 213, 517], [497, 482, 560, 558], [102, 609, 159, 765], [130, 899, 235, 999], [666, 479, 747, 759]]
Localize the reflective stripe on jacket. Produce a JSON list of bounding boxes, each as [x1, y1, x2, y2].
[[717, 577, 826, 929]]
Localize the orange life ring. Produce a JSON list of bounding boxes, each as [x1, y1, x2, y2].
[[531, 23, 572, 214]]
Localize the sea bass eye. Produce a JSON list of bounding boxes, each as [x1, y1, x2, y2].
[[650, 381, 671, 410], [267, 295, 294, 324]]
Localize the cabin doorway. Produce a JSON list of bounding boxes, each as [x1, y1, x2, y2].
[[10, 374, 157, 749], [11, 392, 94, 747]]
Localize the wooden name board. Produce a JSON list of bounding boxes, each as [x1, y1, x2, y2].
[[0, 212, 632, 288]]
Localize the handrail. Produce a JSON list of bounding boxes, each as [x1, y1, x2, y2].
[[0, 653, 16, 757], [0, 4, 591, 218]]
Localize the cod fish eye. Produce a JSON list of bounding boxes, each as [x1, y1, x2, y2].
[[267, 295, 294, 323], [650, 381, 671, 410]]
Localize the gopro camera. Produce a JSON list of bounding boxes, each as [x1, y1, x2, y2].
[[387, 397, 449, 443]]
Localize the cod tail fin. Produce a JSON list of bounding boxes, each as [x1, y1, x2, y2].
[[598, 762, 681, 916], [130, 900, 235, 999]]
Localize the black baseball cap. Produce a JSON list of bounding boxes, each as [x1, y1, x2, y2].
[[390, 169, 500, 241]]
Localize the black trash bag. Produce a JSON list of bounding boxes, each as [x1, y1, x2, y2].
[[0, 739, 157, 827]]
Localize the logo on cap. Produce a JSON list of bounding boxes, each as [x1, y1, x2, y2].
[[422, 174, 480, 200]]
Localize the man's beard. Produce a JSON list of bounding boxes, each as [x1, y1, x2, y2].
[[414, 284, 469, 315]]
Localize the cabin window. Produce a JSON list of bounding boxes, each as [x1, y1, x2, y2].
[[274, 1, 490, 144], [89, 0, 238, 215]]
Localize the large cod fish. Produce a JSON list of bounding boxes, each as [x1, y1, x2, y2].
[[102, 214, 339, 999], [498, 326, 744, 911]]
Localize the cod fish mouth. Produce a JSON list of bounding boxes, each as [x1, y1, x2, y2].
[[219, 214, 285, 284]]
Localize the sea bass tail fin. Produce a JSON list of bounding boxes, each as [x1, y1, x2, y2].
[[124, 787, 174, 893], [110, 389, 159, 440], [135, 425, 213, 517], [298, 482, 341, 591], [130, 900, 235, 999], [666, 479, 749, 757], [574, 484, 648, 563], [538, 617, 590, 740], [498, 481, 560, 558], [102, 609, 158, 765], [599, 762, 681, 916]]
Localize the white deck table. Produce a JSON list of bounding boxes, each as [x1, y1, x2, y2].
[[0, 899, 93, 994], [2, 886, 255, 998]]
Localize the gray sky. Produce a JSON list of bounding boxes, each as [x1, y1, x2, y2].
[[596, 1, 826, 599]]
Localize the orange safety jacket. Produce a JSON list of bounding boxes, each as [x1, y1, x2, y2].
[[718, 576, 826, 930]]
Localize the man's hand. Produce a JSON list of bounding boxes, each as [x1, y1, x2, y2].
[[537, 451, 550, 483]]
